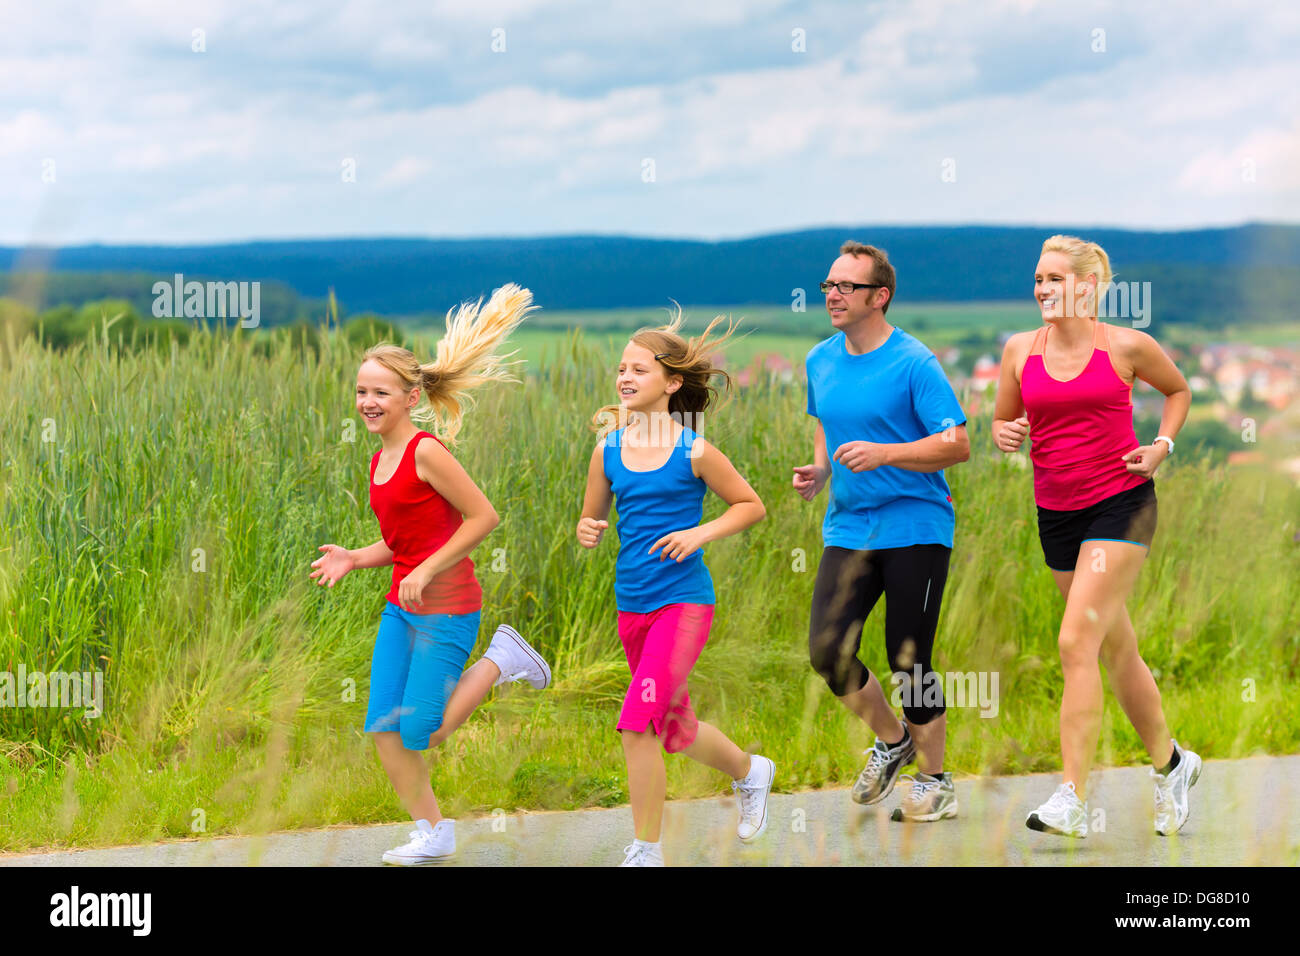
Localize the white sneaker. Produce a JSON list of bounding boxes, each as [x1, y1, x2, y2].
[[1026, 782, 1088, 838], [619, 841, 664, 867], [484, 624, 551, 689], [381, 818, 455, 865], [733, 754, 775, 843], [1153, 740, 1202, 836]]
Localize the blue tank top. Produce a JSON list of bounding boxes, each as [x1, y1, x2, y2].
[[603, 426, 716, 613]]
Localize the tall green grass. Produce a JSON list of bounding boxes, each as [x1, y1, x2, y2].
[[0, 318, 1297, 850]]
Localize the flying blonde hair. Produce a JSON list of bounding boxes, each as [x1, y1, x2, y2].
[[591, 306, 740, 438], [362, 283, 536, 445]]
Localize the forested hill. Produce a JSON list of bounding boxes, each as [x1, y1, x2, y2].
[[2, 223, 1297, 325]]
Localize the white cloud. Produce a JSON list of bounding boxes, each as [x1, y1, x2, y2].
[[378, 156, 434, 188], [0, 0, 1296, 243]]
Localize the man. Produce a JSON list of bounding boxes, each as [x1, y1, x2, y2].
[[793, 241, 969, 821]]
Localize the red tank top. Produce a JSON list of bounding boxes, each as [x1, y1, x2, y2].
[[1019, 322, 1146, 510], [369, 430, 482, 614]]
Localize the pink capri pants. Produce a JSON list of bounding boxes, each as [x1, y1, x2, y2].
[[616, 603, 715, 753]]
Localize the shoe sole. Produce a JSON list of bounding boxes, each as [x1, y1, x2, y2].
[[850, 743, 916, 806], [495, 624, 552, 689], [1156, 752, 1202, 836], [890, 802, 958, 823], [1025, 813, 1087, 838], [737, 757, 775, 844], [381, 852, 456, 865]]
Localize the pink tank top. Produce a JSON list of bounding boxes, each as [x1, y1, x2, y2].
[[1019, 322, 1146, 510]]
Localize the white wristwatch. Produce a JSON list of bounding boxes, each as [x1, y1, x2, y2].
[[1154, 435, 1174, 455]]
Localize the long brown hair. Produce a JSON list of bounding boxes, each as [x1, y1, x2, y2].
[[592, 307, 740, 437], [363, 283, 535, 444]]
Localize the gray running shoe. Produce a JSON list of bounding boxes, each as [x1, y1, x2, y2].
[[851, 732, 915, 805], [891, 772, 958, 822]]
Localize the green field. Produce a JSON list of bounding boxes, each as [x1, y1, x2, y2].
[[0, 313, 1297, 852]]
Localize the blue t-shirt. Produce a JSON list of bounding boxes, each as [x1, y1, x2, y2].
[[602, 426, 716, 613], [805, 328, 966, 550]]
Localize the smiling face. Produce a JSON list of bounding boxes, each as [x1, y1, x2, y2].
[[616, 341, 680, 414], [1035, 251, 1097, 322], [356, 359, 417, 433], [824, 253, 885, 331]]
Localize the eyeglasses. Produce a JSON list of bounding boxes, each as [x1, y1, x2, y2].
[[819, 281, 883, 295]]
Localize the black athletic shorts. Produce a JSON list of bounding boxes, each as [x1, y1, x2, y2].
[[1036, 479, 1158, 572]]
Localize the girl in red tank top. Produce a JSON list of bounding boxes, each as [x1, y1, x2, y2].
[[992, 235, 1199, 840], [368, 428, 481, 615], [309, 284, 553, 865]]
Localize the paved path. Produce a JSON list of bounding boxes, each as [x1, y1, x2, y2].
[[3, 756, 1296, 866]]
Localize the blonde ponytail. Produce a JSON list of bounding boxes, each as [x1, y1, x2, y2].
[[363, 283, 535, 444]]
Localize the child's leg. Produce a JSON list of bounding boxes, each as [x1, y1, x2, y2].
[[623, 728, 668, 842], [430, 621, 551, 745], [678, 721, 750, 779], [427, 657, 500, 747], [652, 605, 745, 777], [373, 731, 442, 823], [401, 610, 481, 749], [364, 604, 443, 818]]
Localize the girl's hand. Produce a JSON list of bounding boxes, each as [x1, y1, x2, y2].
[[1121, 443, 1167, 479], [792, 463, 829, 501], [649, 527, 708, 563], [310, 545, 355, 587], [398, 567, 433, 611], [577, 517, 609, 549], [996, 416, 1030, 453]]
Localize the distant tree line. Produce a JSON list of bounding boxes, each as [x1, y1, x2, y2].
[[0, 296, 405, 356]]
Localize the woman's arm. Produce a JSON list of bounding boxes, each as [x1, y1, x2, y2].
[[993, 332, 1031, 453], [1119, 330, 1191, 478], [650, 438, 765, 562]]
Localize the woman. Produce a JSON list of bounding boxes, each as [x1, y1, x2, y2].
[[992, 235, 1200, 838]]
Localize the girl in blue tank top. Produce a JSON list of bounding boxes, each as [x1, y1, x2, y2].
[[602, 424, 715, 611], [576, 311, 774, 867]]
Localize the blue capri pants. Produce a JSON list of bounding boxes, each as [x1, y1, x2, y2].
[[364, 601, 481, 751]]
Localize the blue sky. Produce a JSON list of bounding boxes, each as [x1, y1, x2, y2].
[[3, 0, 1297, 244]]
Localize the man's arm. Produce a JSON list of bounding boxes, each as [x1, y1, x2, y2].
[[882, 425, 970, 471], [793, 419, 832, 500]]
